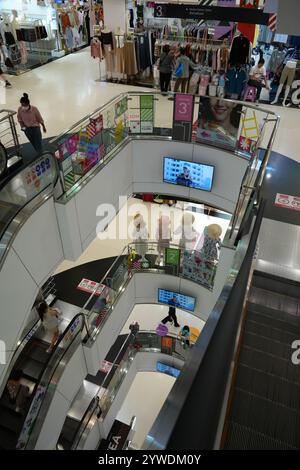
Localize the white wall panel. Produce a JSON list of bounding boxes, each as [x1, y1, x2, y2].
[[75, 144, 132, 245], [55, 198, 82, 261], [0, 250, 38, 386], [13, 198, 64, 286], [35, 391, 70, 450], [57, 345, 88, 402]]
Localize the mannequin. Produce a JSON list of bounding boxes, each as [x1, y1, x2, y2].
[[271, 60, 298, 106]]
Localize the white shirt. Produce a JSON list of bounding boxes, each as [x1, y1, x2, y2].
[[250, 65, 266, 82]]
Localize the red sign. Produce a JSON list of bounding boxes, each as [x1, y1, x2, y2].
[[77, 278, 107, 296], [99, 360, 113, 373], [275, 193, 300, 211]]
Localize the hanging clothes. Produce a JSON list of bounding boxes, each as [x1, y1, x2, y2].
[[124, 41, 138, 76], [225, 66, 247, 97], [229, 35, 251, 65], [268, 48, 286, 73]]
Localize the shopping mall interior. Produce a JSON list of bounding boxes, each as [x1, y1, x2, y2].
[[0, 0, 300, 453]]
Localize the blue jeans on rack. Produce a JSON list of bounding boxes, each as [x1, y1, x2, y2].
[[24, 127, 43, 155]]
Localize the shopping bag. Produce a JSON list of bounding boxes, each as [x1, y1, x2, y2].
[[174, 62, 184, 78]]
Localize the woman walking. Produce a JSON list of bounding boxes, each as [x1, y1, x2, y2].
[[17, 93, 46, 155]]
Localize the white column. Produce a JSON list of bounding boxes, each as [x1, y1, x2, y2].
[[102, 0, 127, 32]]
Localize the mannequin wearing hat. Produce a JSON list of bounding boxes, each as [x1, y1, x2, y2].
[[200, 224, 222, 263]]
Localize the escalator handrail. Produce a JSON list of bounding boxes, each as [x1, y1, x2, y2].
[[71, 396, 100, 450], [0, 151, 59, 271], [16, 312, 85, 450], [0, 317, 41, 397], [72, 331, 187, 450], [145, 198, 266, 450]]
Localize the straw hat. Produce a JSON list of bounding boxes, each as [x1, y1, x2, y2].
[[207, 224, 222, 239]]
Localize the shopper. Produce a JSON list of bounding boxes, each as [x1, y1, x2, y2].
[[132, 213, 148, 259], [17, 93, 46, 155], [37, 301, 61, 353], [248, 59, 270, 101], [173, 47, 195, 93], [156, 215, 171, 263], [158, 45, 174, 93], [162, 296, 180, 327], [7, 369, 30, 413], [180, 325, 191, 349], [0, 66, 12, 88]]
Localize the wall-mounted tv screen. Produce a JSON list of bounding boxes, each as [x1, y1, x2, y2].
[[163, 157, 214, 191], [158, 288, 196, 312], [157, 362, 181, 378]]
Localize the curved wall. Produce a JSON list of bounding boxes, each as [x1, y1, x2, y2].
[[55, 139, 248, 261], [0, 138, 245, 391], [0, 198, 64, 387]]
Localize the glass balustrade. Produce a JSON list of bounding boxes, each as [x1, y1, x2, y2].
[[51, 92, 278, 200]]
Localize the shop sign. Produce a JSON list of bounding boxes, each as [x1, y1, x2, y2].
[[154, 4, 269, 25], [24, 155, 55, 196], [99, 420, 131, 450], [140, 95, 154, 134], [165, 247, 181, 267], [172, 93, 194, 142], [274, 193, 300, 211]]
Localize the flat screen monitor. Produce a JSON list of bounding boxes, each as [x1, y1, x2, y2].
[[163, 157, 214, 191], [158, 288, 196, 312], [157, 362, 181, 378]]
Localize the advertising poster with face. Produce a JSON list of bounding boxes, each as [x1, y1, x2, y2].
[[196, 97, 243, 151]]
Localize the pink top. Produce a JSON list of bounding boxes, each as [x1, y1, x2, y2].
[[17, 106, 44, 128]]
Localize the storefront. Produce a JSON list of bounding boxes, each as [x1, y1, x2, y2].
[[94, 0, 300, 107], [0, 0, 104, 74]]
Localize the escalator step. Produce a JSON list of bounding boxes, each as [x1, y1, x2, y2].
[[18, 358, 45, 382], [0, 406, 24, 434], [0, 426, 18, 450], [243, 330, 292, 360], [239, 346, 300, 384], [245, 319, 296, 346], [24, 343, 49, 365], [235, 364, 300, 409], [62, 416, 80, 443], [229, 388, 300, 449], [247, 310, 300, 336], [247, 302, 300, 326], [224, 421, 298, 450]]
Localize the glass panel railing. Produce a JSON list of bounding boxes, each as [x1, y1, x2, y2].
[[52, 94, 129, 197], [99, 332, 189, 420], [16, 314, 85, 450], [0, 152, 58, 267], [84, 241, 218, 341], [50, 92, 279, 202]]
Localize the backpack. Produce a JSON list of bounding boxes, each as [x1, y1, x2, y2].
[[174, 62, 184, 78]]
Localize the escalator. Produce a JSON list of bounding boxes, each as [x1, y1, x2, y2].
[[0, 338, 49, 450], [223, 271, 300, 450]]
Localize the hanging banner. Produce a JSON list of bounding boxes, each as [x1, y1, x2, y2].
[[172, 93, 194, 142], [154, 4, 269, 25], [196, 97, 242, 151], [214, 0, 236, 40], [237, 0, 259, 44]]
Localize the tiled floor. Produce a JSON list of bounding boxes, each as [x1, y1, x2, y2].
[[3, 47, 300, 162]]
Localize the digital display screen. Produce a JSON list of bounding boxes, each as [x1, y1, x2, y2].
[[158, 288, 196, 312], [163, 157, 214, 191], [157, 362, 181, 378]]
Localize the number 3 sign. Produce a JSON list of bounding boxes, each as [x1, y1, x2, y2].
[[174, 94, 194, 122]]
